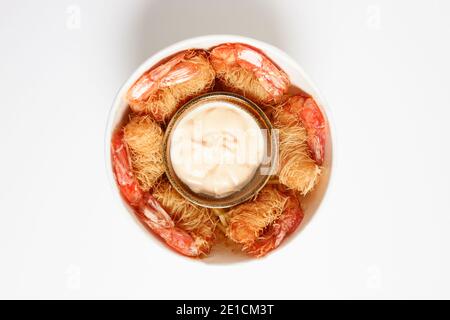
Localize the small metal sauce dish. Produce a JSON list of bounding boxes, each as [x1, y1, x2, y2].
[[162, 92, 278, 208]]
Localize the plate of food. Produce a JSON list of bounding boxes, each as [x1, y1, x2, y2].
[[106, 35, 333, 262]]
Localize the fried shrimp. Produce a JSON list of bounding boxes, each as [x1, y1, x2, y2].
[[272, 100, 322, 195], [244, 188, 303, 257], [123, 115, 164, 191], [153, 180, 217, 255], [227, 186, 287, 245], [277, 126, 321, 195], [126, 50, 215, 122], [112, 131, 216, 257], [226, 185, 303, 257], [210, 43, 289, 104], [276, 95, 326, 165]]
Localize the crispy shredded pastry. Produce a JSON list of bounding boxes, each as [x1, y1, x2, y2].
[[123, 115, 164, 191], [226, 185, 288, 244]]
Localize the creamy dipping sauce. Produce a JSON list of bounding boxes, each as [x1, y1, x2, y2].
[[170, 101, 265, 198]]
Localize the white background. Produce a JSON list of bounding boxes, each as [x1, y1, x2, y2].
[[0, 0, 449, 299]]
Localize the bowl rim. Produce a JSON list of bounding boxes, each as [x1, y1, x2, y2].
[[104, 34, 337, 262]]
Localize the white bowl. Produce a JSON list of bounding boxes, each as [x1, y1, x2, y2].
[[105, 35, 334, 263]]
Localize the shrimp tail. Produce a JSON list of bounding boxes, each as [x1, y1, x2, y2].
[[138, 194, 202, 257], [111, 131, 143, 206]]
